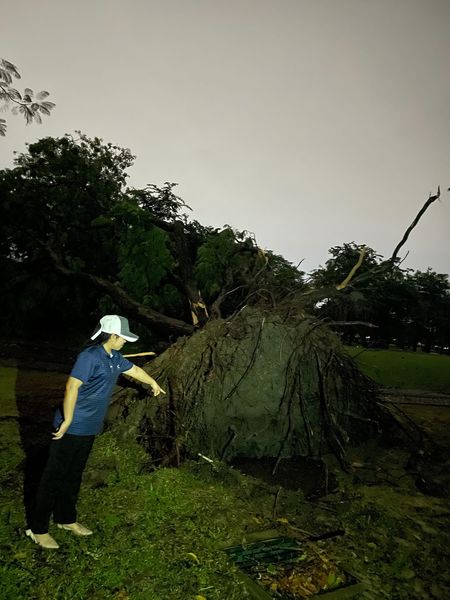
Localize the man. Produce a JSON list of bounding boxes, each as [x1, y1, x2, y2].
[[26, 315, 165, 549]]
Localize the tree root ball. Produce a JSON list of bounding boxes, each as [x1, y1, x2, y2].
[[107, 307, 384, 469]]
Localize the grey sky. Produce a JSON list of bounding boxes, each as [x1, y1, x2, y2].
[[2, 0, 449, 275]]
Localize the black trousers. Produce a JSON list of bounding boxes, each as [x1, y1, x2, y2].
[[30, 433, 95, 534]]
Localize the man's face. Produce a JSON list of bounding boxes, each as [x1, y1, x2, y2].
[[110, 334, 127, 351]]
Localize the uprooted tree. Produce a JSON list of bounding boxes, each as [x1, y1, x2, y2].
[[106, 188, 443, 471], [0, 133, 445, 470]]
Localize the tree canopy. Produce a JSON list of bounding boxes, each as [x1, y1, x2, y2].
[[0, 132, 446, 352], [310, 242, 450, 352], [0, 133, 305, 340]]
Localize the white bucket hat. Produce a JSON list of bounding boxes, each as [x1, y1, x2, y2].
[[91, 315, 139, 342]]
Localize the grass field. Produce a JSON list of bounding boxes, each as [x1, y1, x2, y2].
[[345, 347, 450, 394], [1, 361, 449, 599], [1, 426, 449, 600]]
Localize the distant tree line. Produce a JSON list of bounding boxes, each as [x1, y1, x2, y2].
[[310, 243, 450, 354], [0, 133, 448, 353]]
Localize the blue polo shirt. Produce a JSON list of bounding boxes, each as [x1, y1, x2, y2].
[[53, 345, 134, 435]]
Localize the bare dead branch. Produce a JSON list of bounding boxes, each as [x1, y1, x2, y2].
[[336, 246, 366, 290], [301, 187, 443, 305], [390, 187, 440, 263]]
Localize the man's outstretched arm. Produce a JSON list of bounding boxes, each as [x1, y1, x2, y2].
[[123, 365, 166, 396]]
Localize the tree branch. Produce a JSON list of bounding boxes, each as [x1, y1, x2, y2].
[[44, 245, 194, 336], [329, 321, 378, 328], [390, 187, 440, 263], [303, 187, 443, 305], [336, 246, 366, 290]]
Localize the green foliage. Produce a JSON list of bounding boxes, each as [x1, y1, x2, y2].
[[0, 134, 187, 335], [406, 269, 450, 351], [0, 58, 55, 136], [4, 134, 305, 334], [2, 131, 446, 347], [262, 250, 305, 295], [129, 182, 192, 223], [195, 227, 304, 311], [310, 242, 381, 288], [1, 133, 134, 273], [195, 228, 243, 297], [312, 243, 450, 352], [117, 225, 174, 303]]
